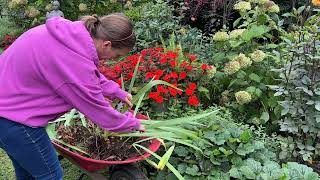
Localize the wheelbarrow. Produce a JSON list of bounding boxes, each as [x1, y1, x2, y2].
[[52, 114, 161, 180]]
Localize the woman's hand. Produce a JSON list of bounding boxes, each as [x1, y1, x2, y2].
[[123, 93, 133, 107], [138, 122, 145, 132]]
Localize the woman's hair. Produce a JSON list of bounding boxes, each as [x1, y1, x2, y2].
[[81, 13, 136, 49]]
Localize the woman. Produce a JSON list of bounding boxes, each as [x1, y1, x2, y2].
[[0, 13, 144, 179]]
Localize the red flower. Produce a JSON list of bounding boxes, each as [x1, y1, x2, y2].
[[148, 92, 159, 99], [168, 87, 177, 97], [114, 65, 122, 72], [163, 75, 171, 82], [177, 90, 183, 95], [155, 69, 164, 77], [155, 47, 163, 52], [157, 85, 168, 93], [201, 64, 210, 71], [126, 54, 140, 62], [155, 95, 164, 103], [141, 49, 148, 56], [185, 54, 197, 62], [167, 51, 178, 59], [179, 71, 187, 80], [146, 72, 154, 80], [188, 95, 199, 106], [4, 35, 12, 41], [186, 65, 193, 72], [169, 60, 177, 68], [169, 72, 178, 79], [159, 57, 167, 64], [189, 82, 197, 90], [180, 62, 188, 68], [185, 88, 194, 96], [127, 72, 134, 80], [115, 79, 122, 86]]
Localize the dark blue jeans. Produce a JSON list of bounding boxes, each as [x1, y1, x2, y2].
[[0, 117, 63, 180]]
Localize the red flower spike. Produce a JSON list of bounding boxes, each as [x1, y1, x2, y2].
[[186, 65, 193, 72], [185, 88, 194, 96], [185, 54, 197, 62], [180, 62, 188, 68], [168, 87, 177, 97], [179, 71, 187, 80], [148, 92, 159, 99], [115, 79, 122, 86], [169, 60, 177, 68], [159, 57, 167, 64], [189, 83, 197, 90], [155, 47, 163, 52], [169, 72, 178, 79], [188, 95, 199, 106], [155, 96, 164, 103], [146, 72, 154, 80], [167, 51, 178, 59], [141, 49, 148, 56], [155, 69, 164, 77], [127, 72, 134, 80], [201, 64, 210, 71], [157, 85, 168, 93]]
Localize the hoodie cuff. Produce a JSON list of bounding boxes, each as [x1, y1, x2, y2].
[[116, 89, 128, 102], [132, 118, 141, 131]]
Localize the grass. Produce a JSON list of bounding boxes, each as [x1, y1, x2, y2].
[[0, 148, 92, 180]]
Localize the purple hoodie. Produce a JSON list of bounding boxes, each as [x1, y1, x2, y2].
[[0, 17, 140, 132]]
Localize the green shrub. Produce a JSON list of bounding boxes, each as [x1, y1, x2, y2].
[[269, 5, 320, 162], [147, 107, 319, 179]]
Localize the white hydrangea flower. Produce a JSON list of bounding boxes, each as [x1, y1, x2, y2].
[[234, 1, 252, 11]]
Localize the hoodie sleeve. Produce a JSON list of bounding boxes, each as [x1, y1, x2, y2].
[[54, 82, 140, 132], [99, 72, 128, 101]]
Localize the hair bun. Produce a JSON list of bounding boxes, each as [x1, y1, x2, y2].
[[92, 14, 100, 26]]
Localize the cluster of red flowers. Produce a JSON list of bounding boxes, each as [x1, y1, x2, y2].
[[1, 35, 15, 51], [98, 47, 212, 107]]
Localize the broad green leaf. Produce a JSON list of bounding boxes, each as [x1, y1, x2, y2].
[[315, 102, 320, 111], [229, 167, 242, 179], [260, 112, 270, 123], [240, 166, 256, 179], [249, 73, 261, 83], [241, 25, 270, 42], [240, 130, 251, 143]]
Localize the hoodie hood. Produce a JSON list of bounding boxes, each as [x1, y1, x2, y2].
[[45, 17, 99, 65]]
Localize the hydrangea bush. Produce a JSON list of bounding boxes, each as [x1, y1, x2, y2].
[[204, 0, 282, 126]]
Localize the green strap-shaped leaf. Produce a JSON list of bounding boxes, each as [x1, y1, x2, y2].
[[64, 109, 77, 126], [133, 144, 184, 180], [128, 56, 142, 94], [132, 79, 182, 105]]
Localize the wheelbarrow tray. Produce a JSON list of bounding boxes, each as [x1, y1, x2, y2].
[[52, 139, 160, 172], [52, 114, 161, 172]]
